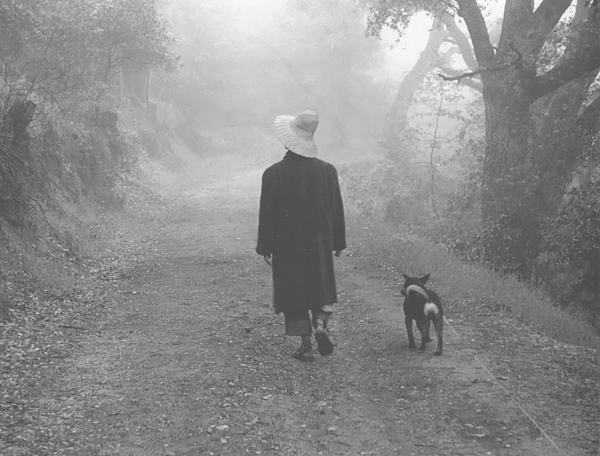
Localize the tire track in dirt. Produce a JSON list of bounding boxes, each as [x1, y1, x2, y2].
[[28, 155, 590, 455]]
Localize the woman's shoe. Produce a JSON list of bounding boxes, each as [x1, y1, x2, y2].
[[292, 343, 315, 362], [315, 321, 334, 356]]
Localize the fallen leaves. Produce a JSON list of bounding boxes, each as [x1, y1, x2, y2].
[[0, 180, 172, 455]]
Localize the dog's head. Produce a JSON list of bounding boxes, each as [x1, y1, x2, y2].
[[400, 273, 430, 298]]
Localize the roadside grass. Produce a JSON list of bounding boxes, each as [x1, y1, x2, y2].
[[346, 210, 600, 352]]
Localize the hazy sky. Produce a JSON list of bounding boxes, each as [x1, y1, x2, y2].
[[184, 0, 432, 82], [194, 0, 510, 82]]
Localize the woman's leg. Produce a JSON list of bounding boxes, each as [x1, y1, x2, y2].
[[312, 305, 334, 356], [284, 310, 314, 361]]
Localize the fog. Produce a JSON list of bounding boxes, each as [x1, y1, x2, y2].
[[162, 0, 441, 159]]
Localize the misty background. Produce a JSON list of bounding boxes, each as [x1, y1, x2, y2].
[[161, 0, 434, 155], [1, 2, 600, 454], [1, 0, 600, 331]]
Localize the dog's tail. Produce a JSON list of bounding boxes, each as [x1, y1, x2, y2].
[[424, 301, 440, 317]]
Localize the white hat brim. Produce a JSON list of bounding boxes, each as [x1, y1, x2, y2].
[[274, 115, 318, 158]]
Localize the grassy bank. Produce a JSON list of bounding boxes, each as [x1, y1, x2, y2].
[[345, 210, 600, 352]]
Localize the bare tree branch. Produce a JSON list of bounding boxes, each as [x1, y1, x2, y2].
[[438, 46, 522, 84], [437, 65, 483, 92]]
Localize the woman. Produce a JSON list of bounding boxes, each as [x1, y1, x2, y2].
[[256, 110, 346, 361]]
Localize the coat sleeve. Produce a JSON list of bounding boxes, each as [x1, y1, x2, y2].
[[256, 168, 277, 256], [331, 168, 346, 252]]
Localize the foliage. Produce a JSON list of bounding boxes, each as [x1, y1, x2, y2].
[[540, 178, 600, 327], [1, 0, 176, 109], [342, 58, 485, 246], [0, 0, 177, 218], [438, 137, 484, 261], [362, 0, 488, 249], [366, 0, 600, 293], [366, 0, 448, 38]]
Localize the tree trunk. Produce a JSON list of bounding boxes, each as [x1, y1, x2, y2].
[[532, 73, 597, 211], [479, 72, 597, 279], [455, 0, 600, 279], [383, 16, 448, 160], [480, 69, 541, 278]]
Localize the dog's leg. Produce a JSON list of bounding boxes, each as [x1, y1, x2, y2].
[[433, 317, 443, 356], [405, 317, 416, 349], [417, 320, 427, 350], [423, 319, 432, 343]]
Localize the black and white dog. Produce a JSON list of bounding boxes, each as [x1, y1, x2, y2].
[[401, 273, 443, 356]]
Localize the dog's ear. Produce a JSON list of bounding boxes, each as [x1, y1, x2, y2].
[[420, 273, 430, 284], [402, 273, 410, 282]]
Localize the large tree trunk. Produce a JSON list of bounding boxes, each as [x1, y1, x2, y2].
[[456, 0, 600, 279], [532, 73, 598, 211], [480, 70, 540, 278]]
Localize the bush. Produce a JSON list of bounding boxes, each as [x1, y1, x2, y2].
[[539, 180, 600, 328]]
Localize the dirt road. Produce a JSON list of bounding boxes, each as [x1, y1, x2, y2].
[[10, 151, 599, 455]]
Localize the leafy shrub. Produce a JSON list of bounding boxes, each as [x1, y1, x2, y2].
[[539, 180, 600, 328], [341, 157, 438, 229], [438, 138, 485, 262]]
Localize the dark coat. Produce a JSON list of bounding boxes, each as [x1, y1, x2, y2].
[[256, 151, 346, 314]]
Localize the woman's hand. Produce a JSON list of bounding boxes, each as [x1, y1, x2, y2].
[[263, 254, 272, 266]]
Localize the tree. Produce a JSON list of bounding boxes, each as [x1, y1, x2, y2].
[[48, 0, 177, 103], [368, 8, 483, 159], [0, 0, 177, 114], [369, 0, 600, 279], [0, 0, 178, 214], [457, 0, 600, 278]]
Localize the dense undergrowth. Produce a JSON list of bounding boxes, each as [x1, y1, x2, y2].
[[340, 150, 600, 341], [342, 198, 600, 353], [0, 111, 128, 315], [0, 92, 187, 452], [0, 156, 171, 454]]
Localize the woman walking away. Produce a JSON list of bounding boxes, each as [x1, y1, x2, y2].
[[256, 110, 346, 362]]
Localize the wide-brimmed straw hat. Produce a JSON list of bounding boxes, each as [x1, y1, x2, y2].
[[274, 110, 319, 158]]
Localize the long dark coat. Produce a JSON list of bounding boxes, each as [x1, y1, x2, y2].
[[256, 151, 346, 314]]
